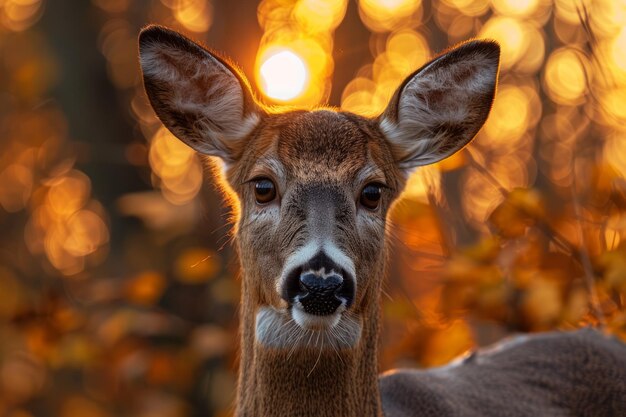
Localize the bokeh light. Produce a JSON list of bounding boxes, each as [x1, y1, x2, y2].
[[491, 0, 540, 18], [342, 28, 430, 116], [0, 0, 44, 32], [149, 127, 203, 205], [255, 0, 347, 106], [171, 0, 213, 32], [359, 0, 422, 32], [543, 48, 588, 105], [258, 49, 308, 101]]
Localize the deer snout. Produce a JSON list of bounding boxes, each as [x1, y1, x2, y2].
[[298, 272, 344, 315], [282, 252, 355, 317]]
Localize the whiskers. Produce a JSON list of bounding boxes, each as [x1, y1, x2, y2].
[[255, 307, 362, 374]]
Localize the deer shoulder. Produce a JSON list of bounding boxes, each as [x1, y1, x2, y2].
[[380, 328, 626, 417]]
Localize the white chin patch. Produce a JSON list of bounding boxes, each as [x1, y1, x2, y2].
[[255, 306, 362, 350], [292, 305, 342, 330]]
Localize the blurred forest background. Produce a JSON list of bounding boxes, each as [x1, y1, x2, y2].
[[0, 0, 625, 416]]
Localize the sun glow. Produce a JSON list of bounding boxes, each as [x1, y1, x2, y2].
[[258, 49, 308, 101]]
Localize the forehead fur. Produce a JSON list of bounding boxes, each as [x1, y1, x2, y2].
[[275, 110, 377, 180], [227, 109, 399, 191]]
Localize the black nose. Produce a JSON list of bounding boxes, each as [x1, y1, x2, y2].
[[298, 271, 343, 315], [283, 252, 355, 316]]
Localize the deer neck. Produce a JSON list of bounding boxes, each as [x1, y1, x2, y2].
[[235, 275, 384, 417]]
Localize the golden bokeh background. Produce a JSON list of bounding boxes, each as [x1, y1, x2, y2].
[[0, 0, 625, 416]]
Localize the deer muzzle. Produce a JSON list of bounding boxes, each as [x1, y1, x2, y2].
[[282, 251, 355, 317]]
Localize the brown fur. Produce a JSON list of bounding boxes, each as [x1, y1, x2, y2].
[[380, 329, 626, 417], [138, 26, 626, 417], [228, 110, 394, 416]]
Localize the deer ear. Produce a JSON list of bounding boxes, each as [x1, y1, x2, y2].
[[139, 25, 262, 162], [379, 40, 500, 171]]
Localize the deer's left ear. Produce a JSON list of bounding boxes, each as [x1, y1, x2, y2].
[[379, 40, 500, 172]]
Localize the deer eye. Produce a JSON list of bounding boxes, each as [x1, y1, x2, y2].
[[253, 178, 277, 204], [360, 183, 382, 210]]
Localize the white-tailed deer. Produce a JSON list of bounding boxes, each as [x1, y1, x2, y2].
[[138, 26, 626, 417]]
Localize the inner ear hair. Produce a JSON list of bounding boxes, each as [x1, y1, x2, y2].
[[379, 40, 500, 171], [138, 25, 263, 162]]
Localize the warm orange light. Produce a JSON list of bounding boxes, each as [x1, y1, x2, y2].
[[341, 29, 430, 117], [479, 17, 526, 69], [483, 85, 533, 141], [371, 0, 417, 13], [611, 28, 626, 73], [491, 0, 539, 17], [359, 0, 422, 32], [259, 49, 308, 101], [172, 0, 212, 33], [149, 127, 203, 205], [544, 49, 587, 104]]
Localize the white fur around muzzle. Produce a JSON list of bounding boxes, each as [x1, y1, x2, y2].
[[255, 306, 362, 350]]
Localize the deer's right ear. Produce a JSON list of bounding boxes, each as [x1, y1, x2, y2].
[[138, 25, 262, 162]]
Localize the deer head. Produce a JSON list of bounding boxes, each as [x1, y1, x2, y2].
[[138, 25, 500, 352]]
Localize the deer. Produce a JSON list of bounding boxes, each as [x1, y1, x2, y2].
[[138, 25, 626, 417]]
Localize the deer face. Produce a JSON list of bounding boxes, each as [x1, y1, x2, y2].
[[139, 26, 500, 350], [232, 110, 398, 335]]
